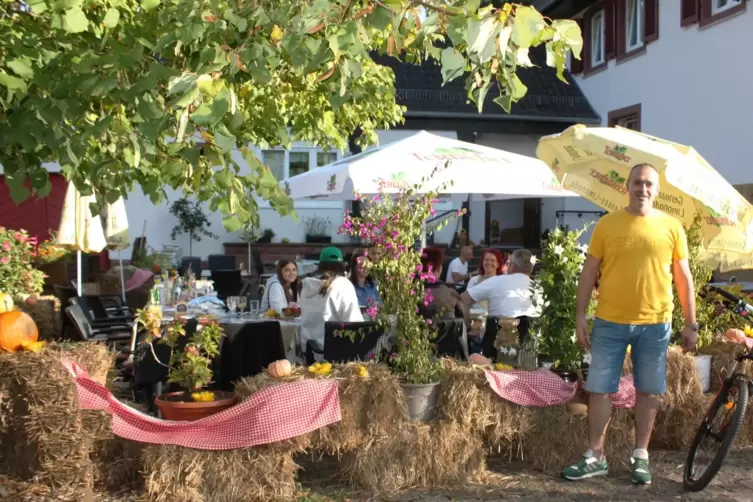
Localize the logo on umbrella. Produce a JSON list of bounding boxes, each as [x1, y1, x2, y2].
[[410, 147, 501, 163], [604, 144, 631, 163], [705, 206, 734, 227], [376, 172, 408, 190], [590, 169, 628, 195], [326, 175, 336, 192]]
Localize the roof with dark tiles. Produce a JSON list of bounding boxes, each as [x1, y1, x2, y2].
[[373, 46, 600, 123]]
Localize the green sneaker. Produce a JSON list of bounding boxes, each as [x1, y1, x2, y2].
[[630, 457, 652, 485], [562, 455, 609, 480]]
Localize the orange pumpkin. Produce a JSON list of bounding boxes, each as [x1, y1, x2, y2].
[[0, 311, 39, 352], [267, 359, 292, 378]]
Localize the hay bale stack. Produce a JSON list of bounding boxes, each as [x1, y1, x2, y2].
[[236, 362, 406, 454], [142, 444, 302, 502], [0, 343, 112, 489], [702, 342, 753, 393], [16, 295, 63, 341], [650, 347, 706, 449], [520, 406, 634, 471], [343, 421, 486, 494], [438, 362, 530, 450]]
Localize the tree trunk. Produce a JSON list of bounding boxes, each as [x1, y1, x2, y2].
[[189, 232, 193, 257]]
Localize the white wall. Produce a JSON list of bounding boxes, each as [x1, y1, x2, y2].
[[575, 1, 753, 185]]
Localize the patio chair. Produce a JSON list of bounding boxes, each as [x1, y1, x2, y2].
[[208, 254, 236, 272], [180, 256, 202, 276], [306, 321, 385, 365], [251, 248, 275, 284], [65, 305, 131, 350], [72, 296, 133, 330], [210, 269, 243, 300], [433, 318, 468, 360]]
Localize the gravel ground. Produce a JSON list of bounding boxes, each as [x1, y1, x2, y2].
[[2, 448, 752, 501]]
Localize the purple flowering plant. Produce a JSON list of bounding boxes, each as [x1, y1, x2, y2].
[[338, 165, 461, 384]]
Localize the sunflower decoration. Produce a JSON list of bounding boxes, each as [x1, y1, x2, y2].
[[494, 363, 514, 371], [744, 325, 753, 338], [191, 391, 216, 402], [20, 340, 46, 353], [308, 361, 333, 377], [355, 364, 369, 379]]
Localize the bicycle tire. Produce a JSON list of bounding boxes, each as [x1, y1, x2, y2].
[[683, 376, 749, 492]]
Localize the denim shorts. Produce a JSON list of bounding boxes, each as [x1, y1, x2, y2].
[[584, 318, 672, 395]]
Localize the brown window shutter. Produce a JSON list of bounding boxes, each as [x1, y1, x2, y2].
[[615, 0, 626, 58], [681, 0, 700, 26], [699, 0, 713, 23], [604, 0, 616, 60], [644, 0, 659, 43], [582, 12, 593, 72], [571, 18, 584, 74]]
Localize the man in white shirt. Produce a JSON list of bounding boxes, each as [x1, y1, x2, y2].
[[446, 245, 475, 285], [460, 248, 537, 317]]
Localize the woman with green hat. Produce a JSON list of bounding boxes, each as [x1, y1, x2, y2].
[[299, 246, 363, 358]]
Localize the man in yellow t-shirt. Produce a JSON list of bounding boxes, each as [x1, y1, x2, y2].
[[563, 164, 697, 486]]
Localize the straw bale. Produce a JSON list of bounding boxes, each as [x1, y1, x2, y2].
[[142, 443, 302, 502], [651, 347, 706, 449], [16, 295, 63, 341], [702, 341, 753, 393], [235, 362, 406, 454], [437, 361, 530, 450], [0, 342, 113, 489], [343, 420, 486, 494]]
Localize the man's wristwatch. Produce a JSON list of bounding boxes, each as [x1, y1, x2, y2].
[[686, 322, 700, 332]]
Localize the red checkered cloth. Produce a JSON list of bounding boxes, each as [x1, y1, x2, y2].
[[60, 360, 341, 450], [484, 369, 635, 408]]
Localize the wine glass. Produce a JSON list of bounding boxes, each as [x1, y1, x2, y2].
[[237, 296, 248, 319], [226, 296, 237, 321]]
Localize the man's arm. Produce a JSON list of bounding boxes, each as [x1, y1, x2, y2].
[[672, 258, 697, 328], [576, 256, 601, 319]]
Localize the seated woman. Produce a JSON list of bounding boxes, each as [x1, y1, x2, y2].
[[349, 249, 382, 308], [418, 247, 469, 328], [466, 249, 509, 305], [300, 247, 363, 355], [260, 259, 301, 312]]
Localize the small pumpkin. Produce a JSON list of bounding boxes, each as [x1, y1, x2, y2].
[[0, 311, 39, 352], [267, 359, 292, 378], [0, 293, 13, 314], [725, 328, 747, 345], [468, 353, 491, 366]]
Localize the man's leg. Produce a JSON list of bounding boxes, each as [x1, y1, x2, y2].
[[563, 319, 627, 480], [629, 322, 671, 485], [588, 392, 613, 457]]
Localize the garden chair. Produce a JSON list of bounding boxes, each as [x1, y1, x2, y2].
[[208, 254, 235, 272], [433, 318, 468, 360], [64, 304, 131, 351], [210, 269, 244, 301], [306, 321, 386, 365]]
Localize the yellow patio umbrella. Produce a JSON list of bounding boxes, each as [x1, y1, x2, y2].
[[56, 182, 107, 295], [104, 197, 130, 302], [536, 125, 753, 261]]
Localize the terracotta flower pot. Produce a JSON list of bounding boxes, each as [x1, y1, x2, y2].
[[154, 390, 238, 421]]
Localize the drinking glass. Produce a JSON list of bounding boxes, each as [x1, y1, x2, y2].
[[226, 296, 237, 321], [237, 296, 248, 319], [249, 300, 260, 318]]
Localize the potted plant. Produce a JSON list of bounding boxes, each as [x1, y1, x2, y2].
[[304, 216, 332, 244], [135, 308, 236, 421], [0, 228, 46, 304], [338, 166, 458, 421], [33, 231, 72, 293], [169, 197, 218, 257], [255, 228, 275, 243], [531, 225, 594, 382]]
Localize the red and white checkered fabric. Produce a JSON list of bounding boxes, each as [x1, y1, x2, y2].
[[60, 359, 341, 450], [484, 368, 635, 408]]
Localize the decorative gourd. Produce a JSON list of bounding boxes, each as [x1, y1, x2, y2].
[[267, 359, 292, 378], [0, 293, 13, 313], [0, 311, 39, 352], [725, 328, 747, 345], [469, 353, 491, 366]]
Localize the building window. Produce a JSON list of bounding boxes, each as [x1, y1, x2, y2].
[[590, 10, 606, 66], [261, 148, 344, 180], [608, 104, 642, 131], [626, 0, 644, 51], [712, 0, 742, 15]]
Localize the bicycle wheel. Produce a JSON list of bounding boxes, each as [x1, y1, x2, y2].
[[683, 376, 749, 492]]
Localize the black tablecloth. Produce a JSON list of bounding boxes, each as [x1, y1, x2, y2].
[[134, 319, 285, 391]]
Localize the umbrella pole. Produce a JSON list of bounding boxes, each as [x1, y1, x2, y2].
[[119, 251, 126, 303], [76, 250, 82, 296], [247, 241, 251, 278]]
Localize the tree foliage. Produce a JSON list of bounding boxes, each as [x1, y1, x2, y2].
[[0, 0, 582, 230]]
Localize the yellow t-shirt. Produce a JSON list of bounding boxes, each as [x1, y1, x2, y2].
[[589, 209, 688, 325]]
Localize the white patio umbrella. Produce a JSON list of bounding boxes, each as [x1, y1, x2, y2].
[[104, 197, 130, 303], [56, 182, 107, 296], [282, 130, 578, 201]]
